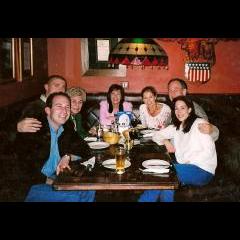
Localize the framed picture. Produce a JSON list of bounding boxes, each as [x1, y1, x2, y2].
[[0, 38, 14, 83], [96, 39, 110, 61], [88, 38, 119, 69], [21, 38, 33, 79]]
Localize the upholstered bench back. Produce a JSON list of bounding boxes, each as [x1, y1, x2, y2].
[[82, 93, 167, 129]]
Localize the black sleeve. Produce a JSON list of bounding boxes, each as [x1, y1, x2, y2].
[[14, 130, 50, 179], [59, 129, 93, 160], [18, 101, 45, 121]]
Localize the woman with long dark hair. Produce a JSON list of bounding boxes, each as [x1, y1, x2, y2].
[[99, 84, 132, 126], [138, 96, 217, 202]]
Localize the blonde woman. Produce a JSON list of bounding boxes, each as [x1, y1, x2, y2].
[[66, 87, 96, 138]]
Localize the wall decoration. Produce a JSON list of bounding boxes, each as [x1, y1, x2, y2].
[[161, 38, 218, 66], [160, 38, 220, 83], [185, 62, 210, 83], [109, 38, 168, 69]]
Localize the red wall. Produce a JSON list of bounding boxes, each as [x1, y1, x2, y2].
[[48, 38, 240, 94]]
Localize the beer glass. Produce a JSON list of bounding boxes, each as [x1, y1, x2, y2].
[[115, 146, 126, 174]]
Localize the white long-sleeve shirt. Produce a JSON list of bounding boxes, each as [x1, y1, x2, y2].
[[139, 103, 172, 129], [193, 101, 219, 141], [152, 118, 217, 174]]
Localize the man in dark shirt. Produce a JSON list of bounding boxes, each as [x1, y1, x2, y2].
[[16, 92, 95, 202], [17, 75, 67, 133]]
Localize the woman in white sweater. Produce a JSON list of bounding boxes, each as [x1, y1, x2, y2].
[[138, 96, 217, 202]]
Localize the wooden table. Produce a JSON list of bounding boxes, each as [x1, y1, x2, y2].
[[53, 140, 179, 191]]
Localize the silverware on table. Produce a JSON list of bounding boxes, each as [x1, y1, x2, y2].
[[102, 163, 115, 167], [146, 164, 169, 167], [138, 168, 169, 176]]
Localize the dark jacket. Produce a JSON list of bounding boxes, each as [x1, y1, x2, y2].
[[70, 113, 88, 139], [15, 114, 93, 184], [19, 99, 46, 121]]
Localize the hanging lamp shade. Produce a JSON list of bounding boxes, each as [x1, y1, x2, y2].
[[108, 38, 168, 68]]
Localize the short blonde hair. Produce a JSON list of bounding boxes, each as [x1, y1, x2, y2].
[[66, 87, 86, 102]]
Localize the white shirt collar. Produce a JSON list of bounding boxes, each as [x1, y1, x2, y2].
[[40, 94, 47, 103]]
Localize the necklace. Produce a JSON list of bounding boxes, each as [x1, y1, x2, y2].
[[148, 104, 159, 117]]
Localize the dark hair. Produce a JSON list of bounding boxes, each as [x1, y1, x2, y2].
[[171, 96, 198, 133], [168, 78, 188, 91], [141, 86, 158, 98], [47, 75, 67, 88], [107, 84, 125, 113], [46, 92, 71, 109]]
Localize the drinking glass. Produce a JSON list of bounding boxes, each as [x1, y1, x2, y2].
[[115, 146, 126, 174], [96, 124, 103, 141], [125, 138, 134, 151]]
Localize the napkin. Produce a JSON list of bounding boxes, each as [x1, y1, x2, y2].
[[81, 156, 96, 168], [71, 154, 81, 161], [84, 136, 97, 142], [141, 168, 169, 174]]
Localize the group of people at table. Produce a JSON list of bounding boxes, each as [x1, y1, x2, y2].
[[15, 75, 218, 202]]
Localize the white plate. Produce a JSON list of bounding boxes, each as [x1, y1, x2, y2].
[[102, 159, 131, 170], [88, 141, 110, 150], [136, 124, 145, 129], [142, 159, 170, 169], [140, 129, 156, 135], [84, 137, 97, 142]]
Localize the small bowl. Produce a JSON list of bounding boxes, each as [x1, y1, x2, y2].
[[103, 132, 120, 145]]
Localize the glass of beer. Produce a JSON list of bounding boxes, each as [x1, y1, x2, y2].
[[115, 146, 126, 174]]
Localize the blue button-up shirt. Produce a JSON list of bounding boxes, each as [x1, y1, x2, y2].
[[41, 120, 64, 179]]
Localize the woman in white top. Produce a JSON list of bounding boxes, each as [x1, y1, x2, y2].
[[138, 96, 217, 202], [139, 86, 171, 129]]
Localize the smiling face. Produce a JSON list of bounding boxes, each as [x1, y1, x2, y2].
[[110, 89, 122, 106], [174, 100, 192, 122], [45, 95, 71, 130], [70, 95, 83, 115], [142, 90, 156, 108], [168, 80, 187, 101]]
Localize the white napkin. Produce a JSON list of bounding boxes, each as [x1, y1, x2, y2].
[[84, 136, 97, 142], [141, 168, 169, 174], [81, 156, 96, 168], [71, 154, 82, 161]]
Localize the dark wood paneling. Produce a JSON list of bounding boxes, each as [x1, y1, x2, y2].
[[0, 38, 48, 108]]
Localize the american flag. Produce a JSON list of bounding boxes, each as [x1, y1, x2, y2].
[[185, 62, 210, 82]]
